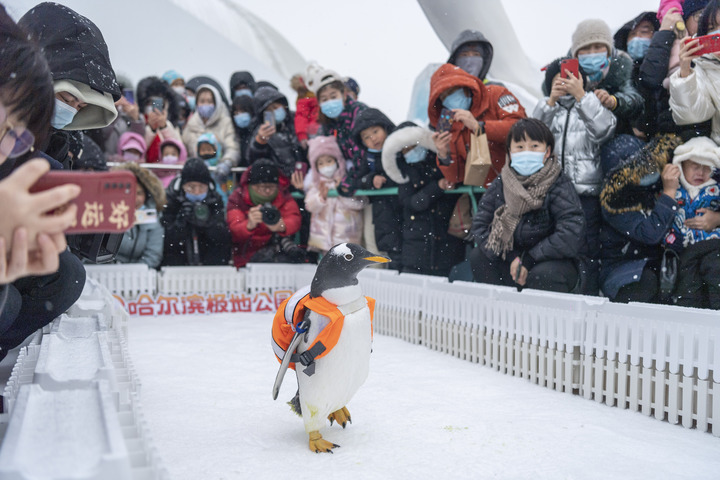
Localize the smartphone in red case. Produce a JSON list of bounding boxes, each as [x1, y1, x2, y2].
[[685, 34, 720, 56], [560, 58, 579, 79], [30, 170, 137, 234]]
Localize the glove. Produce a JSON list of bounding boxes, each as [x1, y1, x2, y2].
[[179, 201, 195, 221], [215, 162, 231, 183]]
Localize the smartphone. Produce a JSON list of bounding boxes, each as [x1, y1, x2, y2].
[[560, 58, 579, 79], [134, 208, 158, 225], [685, 34, 720, 56], [437, 107, 453, 133], [263, 110, 276, 127], [122, 88, 134, 104], [30, 171, 137, 234], [295, 161, 308, 176], [144, 96, 165, 115]]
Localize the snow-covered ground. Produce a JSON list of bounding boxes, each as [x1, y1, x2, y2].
[[128, 313, 720, 480]]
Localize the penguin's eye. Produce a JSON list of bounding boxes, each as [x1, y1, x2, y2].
[[344, 253, 354, 261]]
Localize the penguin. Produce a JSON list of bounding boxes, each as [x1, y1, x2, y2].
[[271, 243, 389, 453]]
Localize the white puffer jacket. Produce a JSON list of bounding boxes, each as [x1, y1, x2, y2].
[[669, 55, 720, 146]]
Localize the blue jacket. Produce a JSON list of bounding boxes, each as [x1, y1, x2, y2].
[[665, 184, 720, 250]]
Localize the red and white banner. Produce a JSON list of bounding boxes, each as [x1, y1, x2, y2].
[[114, 291, 294, 317]]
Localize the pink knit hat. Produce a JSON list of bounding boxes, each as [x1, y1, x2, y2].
[[117, 131, 147, 155], [307, 135, 343, 168]]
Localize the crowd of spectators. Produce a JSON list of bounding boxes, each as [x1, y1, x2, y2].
[[2, 0, 720, 369]]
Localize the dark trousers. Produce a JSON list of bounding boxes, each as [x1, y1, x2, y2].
[[675, 239, 720, 309], [469, 246, 578, 293], [612, 265, 659, 304], [0, 250, 85, 356], [579, 195, 600, 295]]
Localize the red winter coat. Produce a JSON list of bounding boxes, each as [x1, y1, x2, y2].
[[226, 169, 301, 268], [428, 64, 526, 186], [294, 96, 320, 142]]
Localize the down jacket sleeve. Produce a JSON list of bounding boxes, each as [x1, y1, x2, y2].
[[575, 92, 616, 144], [669, 64, 717, 126]]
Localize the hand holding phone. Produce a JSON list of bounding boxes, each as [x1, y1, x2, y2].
[[263, 110, 276, 127], [30, 170, 137, 234], [560, 58, 579, 79], [684, 34, 720, 56], [437, 107, 454, 134]]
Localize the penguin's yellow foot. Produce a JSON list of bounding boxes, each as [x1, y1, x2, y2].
[[308, 430, 339, 453], [328, 406, 352, 428]]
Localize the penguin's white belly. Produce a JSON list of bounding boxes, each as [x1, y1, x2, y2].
[[297, 307, 371, 433]]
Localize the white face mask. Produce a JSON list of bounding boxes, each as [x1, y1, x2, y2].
[[172, 86, 186, 96], [318, 164, 338, 178]]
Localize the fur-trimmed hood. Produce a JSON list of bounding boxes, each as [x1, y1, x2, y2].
[[600, 134, 682, 214], [381, 125, 437, 184], [112, 162, 167, 212]]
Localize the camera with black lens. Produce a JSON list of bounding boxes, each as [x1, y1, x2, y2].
[[193, 203, 210, 224], [260, 202, 281, 225]]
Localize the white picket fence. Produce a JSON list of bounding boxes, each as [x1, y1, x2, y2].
[[79, 264, 720, 439]]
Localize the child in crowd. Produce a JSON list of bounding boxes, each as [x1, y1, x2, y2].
[[196, 132, 231, 203], [664, 136, 720, 308], [117, 131, 147, 163], [304, 136, 366, 254], [351, 108, 403, 267], [290, 73, 319, 150], [157, 138, 187, 188], [533, 57, 617, 294], [381, 122, 466, 276]]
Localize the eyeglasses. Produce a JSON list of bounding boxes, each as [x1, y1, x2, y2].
[[0, 108, 35, 159]]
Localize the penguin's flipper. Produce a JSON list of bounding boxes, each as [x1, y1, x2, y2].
[[327, 406, 352, 428], [308, 431, 339, 453]]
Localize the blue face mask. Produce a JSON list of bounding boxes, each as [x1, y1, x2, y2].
[[320, 98, 344, 118], [510, 151, 546, 176], [578, 52, 609, 82], [367, 148, 381, 153], [274, 107, 287, 124], [51, 98, 78, 129], [187, 96, 196, 111], [627, 37, 651, 60], [234, 112, 251, 128], [404, 146, 428, 164], [234, 88, 253, 98], [442, 88, 472, 111], [197, 104, 215, 119], [185, 192, 207, 203]]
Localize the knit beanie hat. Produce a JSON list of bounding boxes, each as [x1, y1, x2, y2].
[[248, 159, 279, 184], [682, 0, 710, 20], [308, 136, 343, 166], [162, 70, 183, 85], [571, 19, 613, 57], [345, 77, 360, 96], [181, 158, 213, 185]]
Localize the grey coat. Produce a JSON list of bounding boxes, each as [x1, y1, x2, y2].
[[533, 93, 616, 196], [115, 203, 164, 268]]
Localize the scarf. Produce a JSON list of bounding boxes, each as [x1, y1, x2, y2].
[[249, 188, 278, 206], [486, 158, 561, 258]]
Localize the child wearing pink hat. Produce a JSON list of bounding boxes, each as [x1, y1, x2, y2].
[[304, 136, 367, 254]]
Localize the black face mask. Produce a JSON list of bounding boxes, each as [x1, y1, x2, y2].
[[199, 152, 216, 160]]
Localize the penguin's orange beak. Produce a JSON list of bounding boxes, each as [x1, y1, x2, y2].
[[364, 255, 390, 263]]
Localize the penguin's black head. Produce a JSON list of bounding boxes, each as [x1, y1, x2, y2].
[[310, 243, 390, 298]]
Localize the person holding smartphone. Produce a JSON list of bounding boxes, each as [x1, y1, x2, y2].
[[0, 4, 88, 361], [136, 76, 183, 163]]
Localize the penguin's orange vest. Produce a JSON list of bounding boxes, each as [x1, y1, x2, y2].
[[272, 285, 375, 370]]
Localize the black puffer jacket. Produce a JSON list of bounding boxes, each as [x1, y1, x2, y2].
[[161, 175, 231, 266], [350, 108, 397, 190], [247, 87, 304, 178], [594, 50, 644, 136], [471, 171, 585, 266], [229, 71, 256, 94], [19, 2, 120, 100]]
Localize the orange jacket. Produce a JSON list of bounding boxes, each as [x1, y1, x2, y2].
[[272, 288, 375, 370], [428, 63, 526, 186]]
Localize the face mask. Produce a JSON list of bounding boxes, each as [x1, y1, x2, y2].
[[320, 98, 344, 118], [367, 148, 381, 153], [162, 155, 178, 164], [234, 88, 253, 98], [442, 88, 472, 111], [710, 28, 720, 35], [578, 52, 609, 82], [51, 98, 78, 129], [200, 152, 217, 162], [172, 86, 186, 96], [274, 107, 287, 123], [185, 192, 207, 203], [456, 56, 484, 77], [187, 96, 196, 110], [318, 164, 338, 178], [197, 104, 215, 119], [234, 112, 251, 128], [627, 37, 651, 60], [510, 151, 546, 176], [123, 151, 141, 162], [404, 146, 428, 164]]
